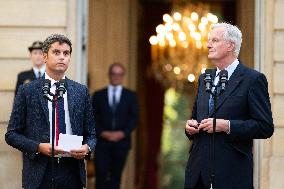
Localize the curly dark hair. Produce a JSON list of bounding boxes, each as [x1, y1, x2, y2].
[[42, 34, 72, 54]]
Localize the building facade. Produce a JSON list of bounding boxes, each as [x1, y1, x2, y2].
[[0, 0, 83, 188], [0, 0, 283, 188]]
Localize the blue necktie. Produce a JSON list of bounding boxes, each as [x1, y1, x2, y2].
[[55, 82, 66, 134], [38, 71, 41, 79], [208, 95, 214, 115], [208, 73, 220, 115], [111, 87, 117, 129], [112, 87, 117, 112]]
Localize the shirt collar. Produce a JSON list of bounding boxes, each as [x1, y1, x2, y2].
[[33, 65, 45, 75], [216, 59, 239, 79], [44, 72, 66, 86], [108, 84, 122, 91]]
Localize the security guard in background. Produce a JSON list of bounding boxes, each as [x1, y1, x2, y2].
[[15, 41, 45, 96]]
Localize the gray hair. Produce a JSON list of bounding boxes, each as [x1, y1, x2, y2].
[[42, 34, 72, 54], [211, 23, 242, 56]]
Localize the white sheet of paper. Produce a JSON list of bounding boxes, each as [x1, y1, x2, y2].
[[58, 133, 83, 152]]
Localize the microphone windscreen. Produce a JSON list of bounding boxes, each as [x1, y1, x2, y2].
[[205, 69, 213, 75], [44, 79, 51, 86], [57, 79, 67, 98], [219, 70, 228, 79], [42, 79, 51, 96]]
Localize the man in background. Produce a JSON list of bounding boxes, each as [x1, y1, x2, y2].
[[92, 63, 139, 189], [15, 41, 45, 95]]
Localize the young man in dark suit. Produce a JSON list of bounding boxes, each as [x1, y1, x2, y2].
[[184, 23, 274, 189], [6, 34, 96, 189], [15, 41, 45, 95], [92, 63, 139, 189]]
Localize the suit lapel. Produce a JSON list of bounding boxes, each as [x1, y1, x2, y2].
[[208, 63, 245, 117], [116, 88, 125, 111], [199, 81, 211, 119], [66, 78, 75, 130], [30, 69, 36, 80], [107, 89, 112, 110], [102, 88, 112, 112]]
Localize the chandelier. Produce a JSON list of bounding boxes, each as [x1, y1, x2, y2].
[[149, 3, 218, 90]]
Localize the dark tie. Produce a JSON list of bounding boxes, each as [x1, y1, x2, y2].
[[208, 73, 220, 115], [55, 83, 66, 145], [112, 87, 117, 111], [208, 95, 214, 115], [111, 87, 117, 129], [38, 71, 41, 79]]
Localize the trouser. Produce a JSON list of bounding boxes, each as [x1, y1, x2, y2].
[[95, 143, 129, 189], [38, 157, 83, 189]]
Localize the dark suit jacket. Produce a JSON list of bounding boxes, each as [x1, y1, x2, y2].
[[92, 87, 138, 149], [15, 69, 36, 96], [6, 77, 96, 189], [185, 63, 274, 189]]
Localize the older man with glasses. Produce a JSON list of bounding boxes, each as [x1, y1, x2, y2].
[[92, 62, 139, 189]]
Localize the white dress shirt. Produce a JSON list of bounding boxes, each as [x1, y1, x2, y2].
[[213, 58, 239, 86], [45, 73, 72, 145], [213, 59, 239, 134], [33, 65, 45, 78], [108, 85, 123, 106]]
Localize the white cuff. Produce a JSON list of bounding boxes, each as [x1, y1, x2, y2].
[[226, 120, 230, 134]]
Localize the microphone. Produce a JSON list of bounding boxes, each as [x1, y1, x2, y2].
[[42, 79, 51, 98], [56, 79, 67, 99], [204, 69, 213, 93], [219, 70, 228, 91]]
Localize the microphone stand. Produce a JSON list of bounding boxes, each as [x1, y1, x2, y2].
[[44, 92, 62, 189], [208, 83, 225, 189], [204, 69, 227, 189], [209, 85, 217, 189]]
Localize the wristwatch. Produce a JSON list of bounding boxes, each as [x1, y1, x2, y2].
[[88, 145, 91, 154]]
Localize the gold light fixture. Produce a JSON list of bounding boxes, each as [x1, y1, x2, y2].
[[149, 3, 218, 90]]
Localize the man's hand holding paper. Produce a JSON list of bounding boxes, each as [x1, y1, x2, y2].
[[57, 134, 89, 159]]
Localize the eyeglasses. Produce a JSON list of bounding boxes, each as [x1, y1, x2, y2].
[[110, 72, 124, 77]]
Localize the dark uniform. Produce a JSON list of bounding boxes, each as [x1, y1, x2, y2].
[[15, 41, 43, 96], [15, 69, 36, 96]]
